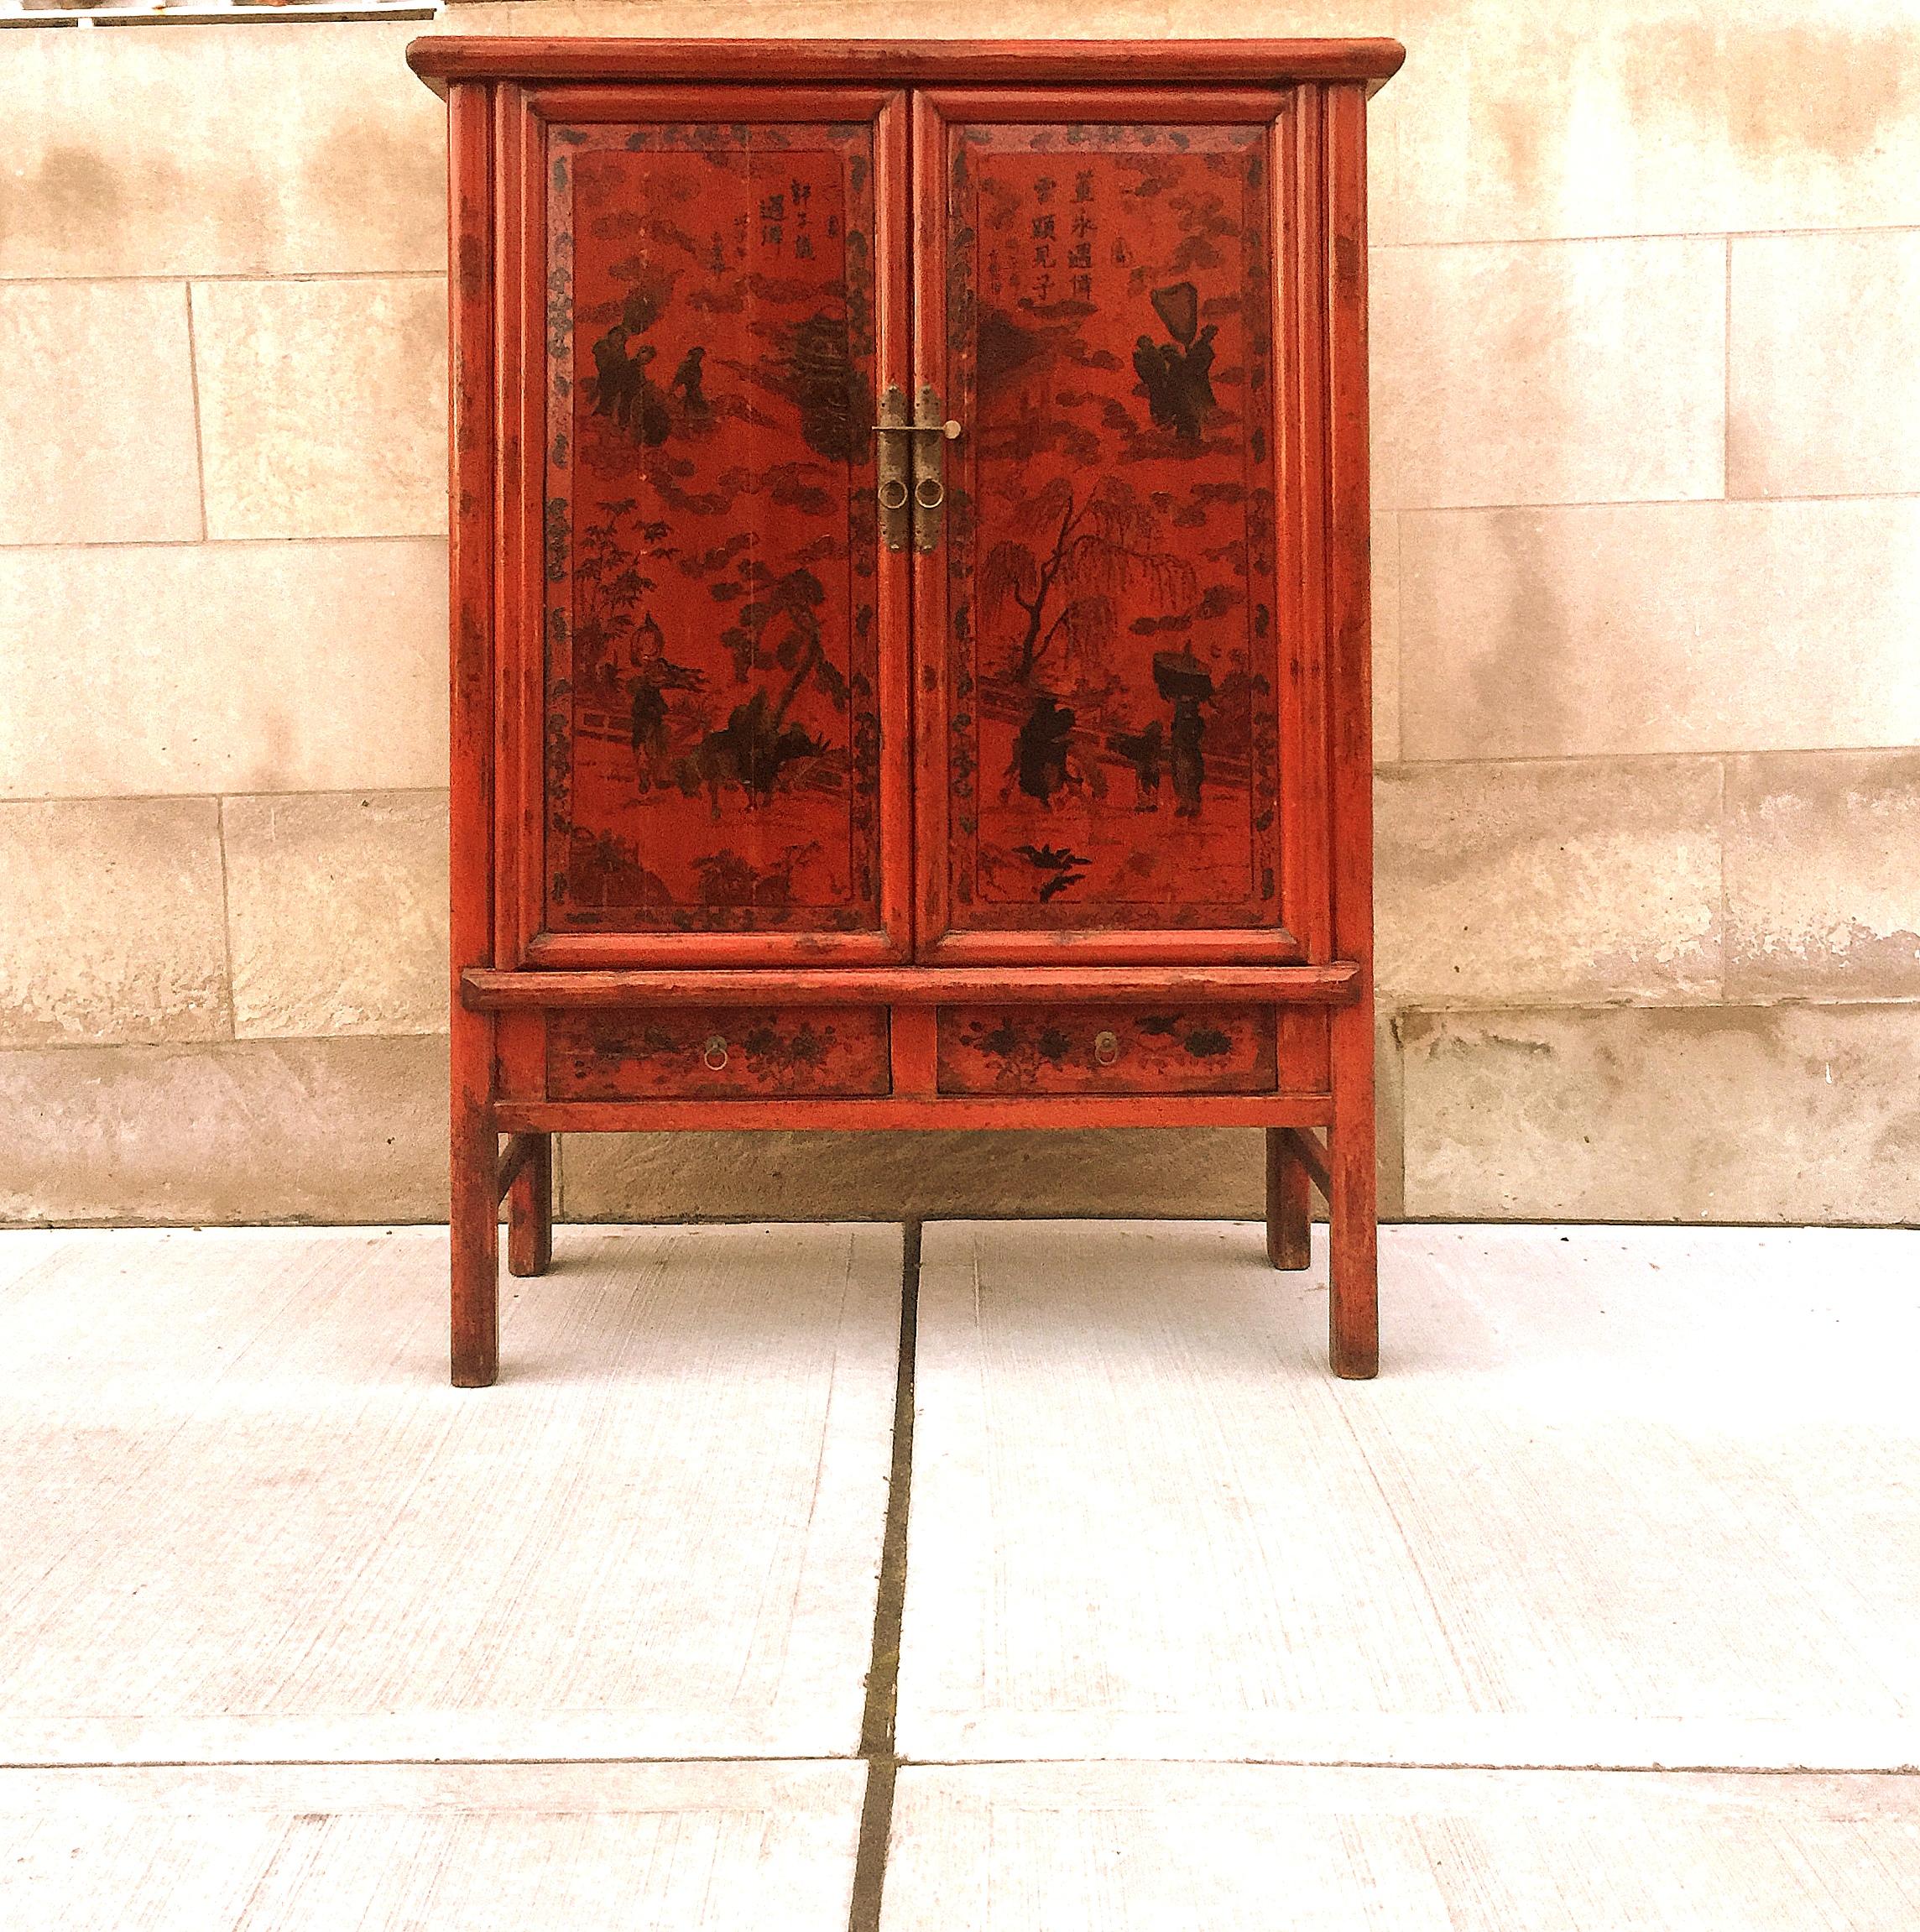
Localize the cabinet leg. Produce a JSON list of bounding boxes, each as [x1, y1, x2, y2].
[[1328, 1004, 1379, 1380], [507, 1132, 554, 1277], [1265, 1127, 1312, 1270], [450, 1089, 499, 1389]]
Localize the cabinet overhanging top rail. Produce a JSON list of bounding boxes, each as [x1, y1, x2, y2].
[[406, 36, 1406, 97]]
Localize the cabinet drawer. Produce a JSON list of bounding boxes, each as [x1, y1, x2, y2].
[[548, 1008, 891, 1100], [936, 1005, 1276, 1096]]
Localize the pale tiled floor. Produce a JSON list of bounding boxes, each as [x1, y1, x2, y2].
[[0, 1762, 864, 1932], [0, 1224, 900, 1765], [883, 1763, 1920, 1931], [900, 1221, 1920, 1770], [0, 1219, 1916, 1928]]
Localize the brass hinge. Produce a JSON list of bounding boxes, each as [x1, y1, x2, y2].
[[874, 383, 961, 552]]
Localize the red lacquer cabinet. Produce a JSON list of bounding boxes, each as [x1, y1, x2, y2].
[[408, 36, 1403, 1386]]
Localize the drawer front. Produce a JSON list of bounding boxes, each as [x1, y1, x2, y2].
[[937, 1005, 1276, 1097], [548, 1008, 891, 1100]]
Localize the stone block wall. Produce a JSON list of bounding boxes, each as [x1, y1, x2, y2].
[[1, 0, 1915, 1226]]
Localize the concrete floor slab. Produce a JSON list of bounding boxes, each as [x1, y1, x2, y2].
[[898, 1221, 1920, 1768], [880, 1762, 1920, 1931], [0, 1224, 899, 1762], [0, 1760, 863, 1932]]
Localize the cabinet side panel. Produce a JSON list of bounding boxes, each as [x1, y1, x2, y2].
[[1326, 79, 1378, 1372], [1282, 88, 1333, 964], [535, 99, 903, 952], [450, 83, 496, 994], [448, 80, 499, 1385], [1326, 81, 1375, 975], [496, 85, 540, 966]]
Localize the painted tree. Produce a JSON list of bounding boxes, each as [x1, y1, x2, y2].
[[979, 475, 1197, 687], [570, 497, 670, 689]]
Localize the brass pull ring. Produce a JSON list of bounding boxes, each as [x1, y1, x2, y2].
[[877, 476, 909, 511], [914, 475, 945, 510], [1093, 1030, 1120, 1067], [702, 1036, 729, 1072]]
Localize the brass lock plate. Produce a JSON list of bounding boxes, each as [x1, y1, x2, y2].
[[874, 383, 961, 553], [874, 383, 911, 552]]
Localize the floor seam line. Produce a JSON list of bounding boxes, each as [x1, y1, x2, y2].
[[847, 1219, 920, 1932]]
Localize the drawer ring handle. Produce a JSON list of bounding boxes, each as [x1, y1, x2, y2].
[[1093, 1029, 1120, 1067], [702, 1036, 729, 1072]]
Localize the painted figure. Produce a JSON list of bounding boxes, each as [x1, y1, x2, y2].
[[1133, 282, 1219, 442], [1012, 693, 1077, 805], [1169, 697, 1205, 817], [589, 323, 671, 446], [670, 344, 709, 415], [623, 613, 705, 789], [681, 691, 827, 818], [1153, 651, 1214, 820], [1108, 719, 1165, 811]]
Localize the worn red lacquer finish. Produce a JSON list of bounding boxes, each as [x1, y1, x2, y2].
[[548, 1005, 891, 1099], [936, 1004, 1276, 1095], [543, 114, 890, 937], [413, 37, 1400, 1389], [936, 115, 1283, 941]]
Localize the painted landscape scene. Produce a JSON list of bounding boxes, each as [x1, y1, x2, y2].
[[543, 123, 883, 933], [947, 124, 1283, 931]]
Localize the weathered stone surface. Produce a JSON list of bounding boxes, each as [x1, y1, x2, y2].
[[1399, 500, 1920, 760], [0, 281, 200, 546], [0, 539, 446, 799], [561, 1128, 1270, 1224], [1375, 758, 1723, 1006], [1371, 510, 1400, 764], [1401, 1003, 1920, 1224], [436, 0, 1401, 40], [0, 799, 229, 1048], [194, 277, 447, 541], [0, 21, 442, 279], [0, 1036, 447, 1225], [1375, 1006, 1405, 1221], [1725, 750, 1920, 1000], [1373, 236, 1725, 509], [223, 791, 449, 1039], [1389, 0, 1920, 244], [1730, 228, 1920, 499]]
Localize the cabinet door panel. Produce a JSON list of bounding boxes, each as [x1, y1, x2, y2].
[[512, 88, 910, 964], [913, 91, 1312, 963]]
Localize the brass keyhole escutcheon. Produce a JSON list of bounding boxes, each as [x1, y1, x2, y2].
[[1093, 1029, 1120, 1067], [702, 1036, 729, 1072]]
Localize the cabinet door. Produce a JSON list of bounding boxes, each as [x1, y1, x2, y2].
[[503, 86, 911, 966], [912, 90, 1322, 963]]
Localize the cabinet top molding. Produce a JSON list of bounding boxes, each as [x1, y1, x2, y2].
[[405, 36, 1406, 97]]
